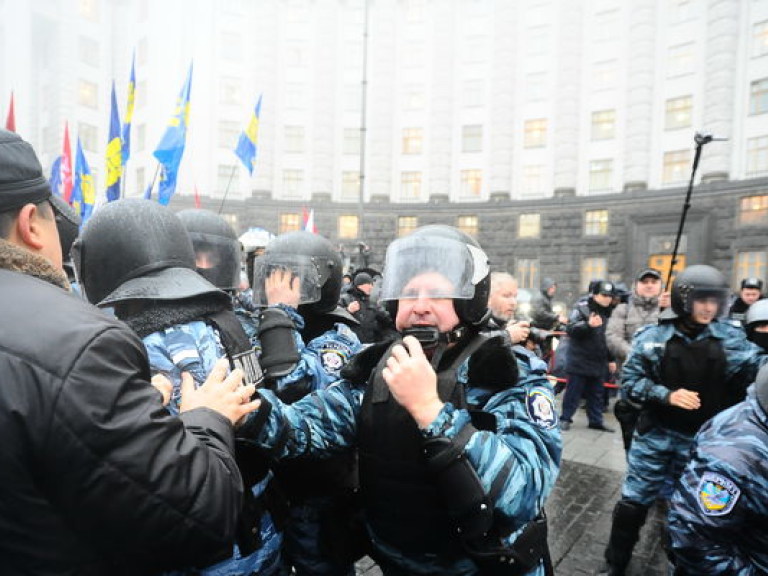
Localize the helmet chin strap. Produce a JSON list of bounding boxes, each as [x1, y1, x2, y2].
[[401, 326, 467, 369]]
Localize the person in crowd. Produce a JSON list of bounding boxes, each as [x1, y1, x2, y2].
[[341, 271, 396, 343], [745, 299, 768, 352], [606, 268, 667, 451], [240, 225, 561, 576], [0, 129, 257, 574], [487, 271, 531, 345], [559, 280, 616, 432], [530, 277, 568, 331], [597, 264, 768, 576], [74, 199, 282, 576], [667, 362, 768, 574], [728, 277, 764, 325], [250, 230, 363, 576]]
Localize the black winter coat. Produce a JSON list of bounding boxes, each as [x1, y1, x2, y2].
[[0, 253, 243, 575], [565, 298, 614, 378]]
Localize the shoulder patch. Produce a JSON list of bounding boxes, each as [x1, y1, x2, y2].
[[318, 340, 354, 374], [526, 387, 558, 430], [697, 471, 741, 516]]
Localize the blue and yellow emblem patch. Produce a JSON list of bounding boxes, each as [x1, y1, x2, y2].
[[526, 387, 558, 429], [697, 471, 740, 516]]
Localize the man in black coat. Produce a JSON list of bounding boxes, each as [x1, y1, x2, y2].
[[0, 129, 258, 575], [559, 280, 617, 432], [341, 272, 395, 343]]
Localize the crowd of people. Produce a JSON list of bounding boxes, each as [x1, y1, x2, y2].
[[2, 128, 768, 575]]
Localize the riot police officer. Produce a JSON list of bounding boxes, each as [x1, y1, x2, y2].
[[74, 199, 282, 576], [597, 265, 768, 576], [745, 298, 768, 352], [668, 363, 768, 574], [240, 225, 561, 576], [250, 230, 362, 576]]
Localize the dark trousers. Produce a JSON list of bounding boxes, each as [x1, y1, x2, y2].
[[560, 373, 605, 426]]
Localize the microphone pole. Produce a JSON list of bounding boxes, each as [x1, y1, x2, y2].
[[664, 132, 726, 291]]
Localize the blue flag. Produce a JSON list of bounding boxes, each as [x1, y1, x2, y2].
[[153, 63, 193, 206], [49, 155, 62, 197], [122, 54, 136, 166], [105, 81, 122, 202], [71, 138, 95, 225], [234, 94, 262, 176]]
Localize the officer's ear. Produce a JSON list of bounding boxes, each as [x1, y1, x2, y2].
[[13, 202, 62, 267]]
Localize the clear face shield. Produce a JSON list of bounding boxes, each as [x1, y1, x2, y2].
[[251, 253, 321, 307], [188, 232, 242, 291], [683, 287, 730, 317], [379, 235, 488, 303]]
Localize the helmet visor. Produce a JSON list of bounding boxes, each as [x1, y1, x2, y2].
[[683, 287, 730, 316], [251, 253, 321, 307], [188, 231, 241, 291], [379, 235, 489, 302]]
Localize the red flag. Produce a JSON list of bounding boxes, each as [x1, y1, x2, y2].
[[194, 184, 201, 208], [61, 122, 74, 204], [301, 206, 309, 229], [5, 92, 15, 132]]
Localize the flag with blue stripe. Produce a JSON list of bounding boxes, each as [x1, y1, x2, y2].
[[234, 94, 262, 176]]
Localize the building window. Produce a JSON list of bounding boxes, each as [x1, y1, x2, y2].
[[403, 85, 424, 110], [581, 258, 607, 291], [592, 60, 617, 91], [667, 43, 695, 77], [594, 10, 619, 42], [665, 95, 693, 130], [518, 213, 540, 238], [735, 251, 767, 286], [220, 78, 242, 106], [739, 195, 768, 226], [341, 171, 360, 200], [754, 21, 768, 57], [136, 81, 147, 108], [662, 150, 691, 184], [137, 37, 148, 65], [524, 119, 547, 148], [219, 121, 240, 148], [515, 259, 539, 291], [402, 128, 423, 155], [217, 164, 238, 195], [670, 0, 693, 23], [750, 78, 768, 115], [136, 124, 146, 152], [463, 80, 484, 107], [460, 169, 483, 198], [78, 122, 98, 152], [282, 169, 304, 198], [220, 32, 243, 62], [589, 159, 613, 191], [526, 25, 550, 57], [457, 215, 478, 237], [343, 128, 360, 155], [585, 209, 609, 236], [279, 213, 300, 233], [591, 109, 615, 140], [78, 79, 98, 109], [462, 125, 483, 153], [136, 167, 145, 196], [284, 126, 305, 153], [285, 45, 306, 67], [78, 0, 98, 21], [78, 36, 99, 67], [526, 73, 547, 103], [285, 83, 305, 109], [345, 84, 361, 113], [401, 171, 422, 200], [522, 164, 544, 196], [747, 136, 768, 176], [398, 216, 418, 237], [338, 215, 359, 239]]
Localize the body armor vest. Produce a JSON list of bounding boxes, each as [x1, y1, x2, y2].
[[357, 332, 495, 555], [651, 335, 728, 434]]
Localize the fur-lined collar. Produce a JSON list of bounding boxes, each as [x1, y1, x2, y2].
[[0, 238, 70, 291]]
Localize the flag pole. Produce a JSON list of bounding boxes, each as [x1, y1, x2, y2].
[[218, 165, 237, 214], [148, 163, 161, 196]]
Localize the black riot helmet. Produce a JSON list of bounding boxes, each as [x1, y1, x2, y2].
[[72, 199, 225, 307], [48, 194, 81, 281], [745, 299, 768, 352], [252, 230, 343, 315], [177, 209, 241, 291], [670, 264, 729, 317], [379, 224, 491, 326]]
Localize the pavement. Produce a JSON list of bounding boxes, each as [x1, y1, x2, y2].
[[355, 397, 670, 575]]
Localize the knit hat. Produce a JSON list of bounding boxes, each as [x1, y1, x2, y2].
[[0, 129, 51, 212], [354, 272, 373, 287]]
